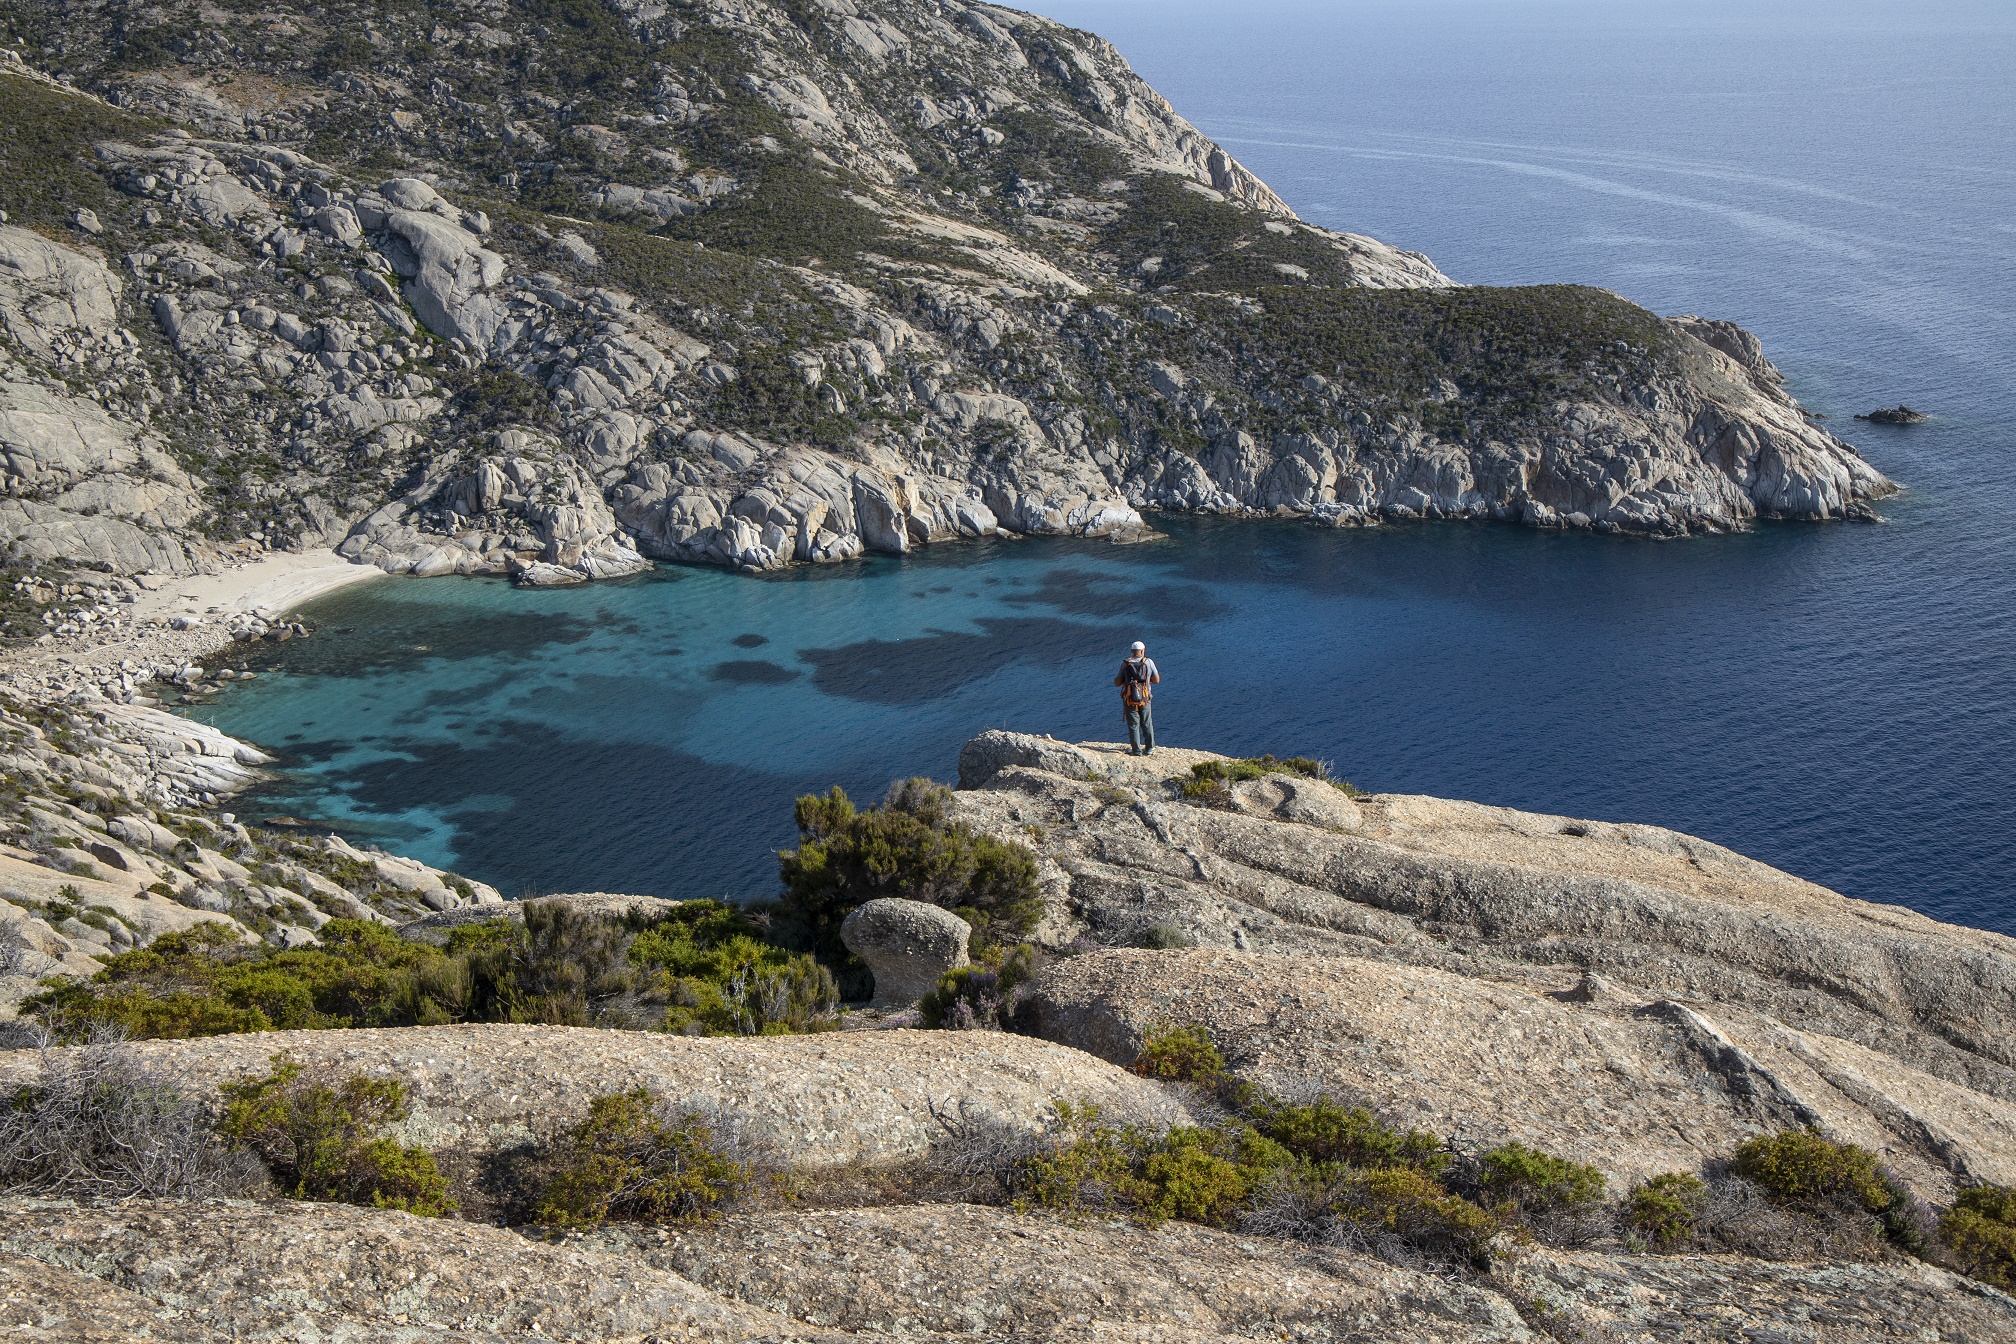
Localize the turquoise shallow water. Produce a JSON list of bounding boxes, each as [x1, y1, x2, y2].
[[193, 511, 2014, 933], [191, 0, 2016, 933]]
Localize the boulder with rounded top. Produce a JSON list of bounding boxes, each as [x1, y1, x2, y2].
[[840, 898, 971, 1007]]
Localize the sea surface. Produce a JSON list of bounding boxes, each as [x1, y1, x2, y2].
[[191, 0, 2016, 934]]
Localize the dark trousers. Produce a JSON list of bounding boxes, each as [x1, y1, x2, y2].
[[1124, 702, 1155, 753]]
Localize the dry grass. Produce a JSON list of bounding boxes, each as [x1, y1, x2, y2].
[[0, 1027, 266, 1199]]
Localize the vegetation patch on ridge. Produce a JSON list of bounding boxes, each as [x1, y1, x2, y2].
[[22, 900, 838, 1040]]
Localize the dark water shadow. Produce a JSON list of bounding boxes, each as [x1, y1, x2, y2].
[[226, 604, 618, 678], [307, 721, 801, 899], [800, 616, 1121, 705], [710, 660, 800, 685], [1001, 566, 1232, 623]]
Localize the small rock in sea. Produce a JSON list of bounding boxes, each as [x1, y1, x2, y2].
[[1854, 404, 1929, 424]]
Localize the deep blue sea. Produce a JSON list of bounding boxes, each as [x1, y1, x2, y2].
[[192, 1, 2016, 934]]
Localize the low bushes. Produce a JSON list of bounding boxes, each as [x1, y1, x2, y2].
[[1009, 1027, 1520, 1269], [24, 901, 837, 1040], [1477, 1142, 1607, 1216], [218, 1053, 453, 1216], [0, 1037, 263, 1198], [1732, 1129, 1895, 1212], [533, 1088, 758, 1227], [1941, 1186, 2016, 1290], [1627, 1172, 1708, 1249], [778, 778, 1043, 994], [920, 944, 1040, 1030], [1130, 1022, 1227, 1085], [1180, 756, 1365, 803], [1013, 1101, 1290, 1228], [23, 919, 438, 1039], [629, 903, 840, 1035], [1013, 1096, 1505, 1269], [1252, 1095, 1448, 1177]]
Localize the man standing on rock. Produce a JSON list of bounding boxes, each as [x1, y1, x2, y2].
[[1115, 640, 1160, 756]]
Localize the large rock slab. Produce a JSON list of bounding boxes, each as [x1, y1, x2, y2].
[[953, 735, 2016, 1107], [1501, 1244, 2016, 1342], [576, 1202, 2016, 1343], [0, 1248, 231, 1343], [0, 224, 121, 357], [631, 1202, 1534, 1342], [0, 1197, 857, 1343], [0, 1025, 1189, 1167], [1023, 948, 2016, 1197]]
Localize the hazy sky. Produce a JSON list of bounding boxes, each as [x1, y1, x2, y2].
[[1023, 0, 2016, 37]]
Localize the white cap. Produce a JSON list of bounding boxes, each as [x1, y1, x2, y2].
[[1130, 640, 1145, 651]]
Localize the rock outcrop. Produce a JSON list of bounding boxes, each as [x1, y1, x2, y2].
[[0, 683, 504, 1015], [840, 897, 972, 1007], [1857, 405, 1930, 424], [643, 1202, 1531, 1341], [0, 1197, 861, 1343], [955, 732, 2016, 1203], [0, 4, 1895, 588], [0, 1025, 1191, 1168], [4, 730, 2016, 1339]]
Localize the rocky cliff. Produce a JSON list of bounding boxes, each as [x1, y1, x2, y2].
[[0, 0, 1892, 588]]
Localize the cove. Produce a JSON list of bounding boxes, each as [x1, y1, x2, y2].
[[188, 513, 2016, 937]]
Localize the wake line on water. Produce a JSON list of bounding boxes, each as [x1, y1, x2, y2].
[[1217, 133, 2016, 377], [1209, 117, 1904, 210], [1218, 134, 1887, 264]]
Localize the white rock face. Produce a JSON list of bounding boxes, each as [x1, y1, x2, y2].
[[0, 225, 122, 355], [378, 204, 508, 348]]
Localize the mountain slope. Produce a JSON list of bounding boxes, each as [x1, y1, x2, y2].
[[0, 0, 1893, 582]]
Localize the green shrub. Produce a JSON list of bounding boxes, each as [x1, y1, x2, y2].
[[1628, 1172, 1708, 1249], [1253, 1096, 1448, 1177], [24, 920, 438, 1040], [534, 1088, 755, 1227], [1477, 1142, 1606, 1214], [1732, 1130, 1893, 1212], [445, 902, 639, 1027], [1181, 756, 1361, 802], [1942, 1186, 2016, 1290], [1130, 1023, 1226, 1085], [1325, 1163, 1503, 1269], [1138, 922, 1196, 949], [778, 779, 1043, 989], [920, 944, 1040, 1030], [218, 1054, 452, 1216], [1014, 1102, 1289, 1228], [1013, 1091, 1508, 1267], [628, 900, 838, 1035], [27, 903, 837, 1040]]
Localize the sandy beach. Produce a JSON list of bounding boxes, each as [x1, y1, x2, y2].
[[130, 549, 388, 628], [0, 549, 388, 690]]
